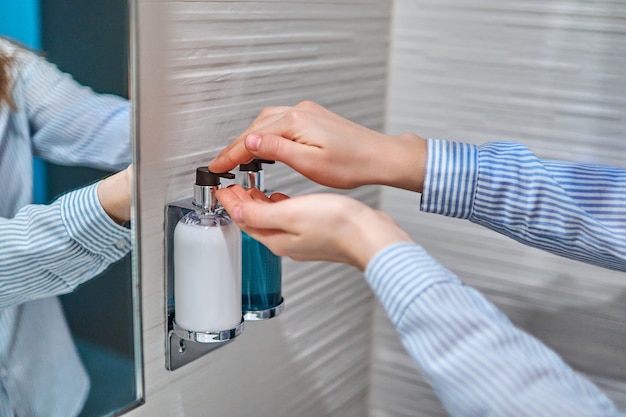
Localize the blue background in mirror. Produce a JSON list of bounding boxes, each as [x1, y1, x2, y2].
[[1, 1, 139, 415], [0, 0, 48, 204]]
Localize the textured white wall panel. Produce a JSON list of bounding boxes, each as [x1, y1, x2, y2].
[[374, 1, 626, 416], [130, 0, 389, 416]]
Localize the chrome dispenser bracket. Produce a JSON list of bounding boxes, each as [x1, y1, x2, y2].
[[243, 298, 285, 321], [164, 198, 244, 371]]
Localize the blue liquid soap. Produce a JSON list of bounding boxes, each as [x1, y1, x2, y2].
[[242, 231, 282, 311]]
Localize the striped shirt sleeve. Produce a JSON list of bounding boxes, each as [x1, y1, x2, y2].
[[365, 242, 624, 417], [0, 183, 131, 310], [15, 46, 131, 171], [421, 139, 626, 271]]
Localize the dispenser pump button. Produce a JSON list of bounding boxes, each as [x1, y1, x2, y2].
[[196, 167, 235, 186], [238, 158, 275, 172]]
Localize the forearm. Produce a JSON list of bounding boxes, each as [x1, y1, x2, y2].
[[366, 243, 622, 417], [0, 183, 131, 309], [420, 139, 626, 271], [18, 50, 131, 170]]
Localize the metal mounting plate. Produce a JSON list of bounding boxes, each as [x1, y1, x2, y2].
[[164, 199, 243, 371]]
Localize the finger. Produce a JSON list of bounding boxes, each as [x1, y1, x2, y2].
[[209, 109, 290, 172], [216, 187, 243, 210], [269, 192, 290, 202], [217, 188, 287, 228], [226, 184, 254, 201], [239, 199, 297, 231], [216, 186, 251, 219], [238, 224, 282, 242], [209, 140, 254, 174], [244, 133, 320, 173], [247, 188, 273, 203], [236, 225, 294, 258]]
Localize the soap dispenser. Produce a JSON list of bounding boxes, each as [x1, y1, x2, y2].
[[239, 159, 284, 320], [173, 167, 243, 337]]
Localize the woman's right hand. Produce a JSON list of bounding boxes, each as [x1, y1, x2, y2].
[[97, 165, 133, 225], [209, 101, 428, 192], [217, 185, 413, 271]]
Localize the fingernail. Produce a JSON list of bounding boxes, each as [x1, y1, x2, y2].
[[246, 134, 262, 151]]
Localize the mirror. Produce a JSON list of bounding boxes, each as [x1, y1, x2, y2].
[[0, 1, 143, 416], [40, 1, 144, 416]]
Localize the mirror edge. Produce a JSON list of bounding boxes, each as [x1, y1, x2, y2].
[[128, 0, 146, 413]]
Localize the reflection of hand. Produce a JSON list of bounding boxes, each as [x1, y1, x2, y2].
[[216, 185, 413, 271], [209, 101, 428, 192], [97, 165, 133, 225]]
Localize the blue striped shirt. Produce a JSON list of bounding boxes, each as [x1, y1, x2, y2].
[[366, 139, 625, 416], [0, 39, 131, 417]]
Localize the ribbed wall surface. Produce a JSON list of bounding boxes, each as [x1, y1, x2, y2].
[[372, 1, 626, 416], [130, 1, 389, 416]]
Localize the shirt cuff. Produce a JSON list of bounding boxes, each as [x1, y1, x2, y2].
[[420, 138, 479, 219], [59, 182, 131, 263], [365, 242, 461, 324]]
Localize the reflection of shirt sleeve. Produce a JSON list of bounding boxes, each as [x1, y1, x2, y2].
[[16, 48, 131, 171], [366, 243, 623, 417], [420, 139, 626, 271], [0, 183, 131, 310]]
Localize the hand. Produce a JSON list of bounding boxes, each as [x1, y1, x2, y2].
[[97, 165, 133, 225], [216, 185, 413, 271], [209, 101, 428, 192]]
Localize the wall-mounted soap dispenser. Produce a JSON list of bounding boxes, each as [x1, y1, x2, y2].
[[165, 167, 244, 371], [239, 159, 284, 321]]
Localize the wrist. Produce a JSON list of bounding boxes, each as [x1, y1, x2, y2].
[[342, 208, 413, 271], [375, 133, 427, 192], [97, 169, 132, 225]]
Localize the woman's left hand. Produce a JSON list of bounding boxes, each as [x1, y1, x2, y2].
[[216, 185, 412, 271]]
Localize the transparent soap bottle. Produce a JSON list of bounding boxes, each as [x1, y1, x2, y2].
[[239, 159, 284, 320], [174, 167, 242, 333]]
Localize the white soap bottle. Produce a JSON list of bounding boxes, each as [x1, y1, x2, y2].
[[174, 167, 242, 333]]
